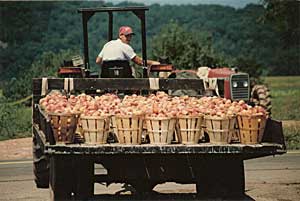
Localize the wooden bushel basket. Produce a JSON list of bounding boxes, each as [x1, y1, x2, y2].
[[176, 116, 203, 144], [80, 115, 111, 144], [48, 113, 79, 144], [205, 115, 236, 144], [237, 114, 267, 144], [115, 115, 144, 145], [146, 117, 176, 144]]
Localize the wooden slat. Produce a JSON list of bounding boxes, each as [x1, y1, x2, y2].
[[123, 118, 131, 144], [131, 118, 138, 144], [90, 119, 97, 143], [161, 119, 168, 143], [187, 118, 192, 141], [147, 119, 155, 143], [116, 117, 124, 143], [153, 120, 160, 143]]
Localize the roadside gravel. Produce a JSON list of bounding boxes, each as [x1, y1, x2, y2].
[[0, 138, 32, 161]]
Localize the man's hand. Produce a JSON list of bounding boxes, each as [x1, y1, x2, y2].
[[132, 55, 160, 66], [150, 61, 160, 65]]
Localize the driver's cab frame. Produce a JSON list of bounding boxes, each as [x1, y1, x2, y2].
[[77, 6, 149, 78]]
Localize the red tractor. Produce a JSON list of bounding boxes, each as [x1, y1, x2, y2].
[[150, 64, 272, 115]]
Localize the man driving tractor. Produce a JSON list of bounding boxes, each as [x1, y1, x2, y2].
[[96, 26, 160, 78]]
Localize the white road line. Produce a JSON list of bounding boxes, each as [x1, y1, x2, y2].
[[287, 151, 300, 154], [0, 160, 32, 165]]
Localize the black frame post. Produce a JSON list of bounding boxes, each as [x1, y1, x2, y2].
[[81, 11, 95, 69], [108, 11, 113, 41], [132, 10, 147, 78]]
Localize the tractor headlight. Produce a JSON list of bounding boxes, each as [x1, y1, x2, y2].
[[232, 81, 238, 88], [243, 81, 248, 87]]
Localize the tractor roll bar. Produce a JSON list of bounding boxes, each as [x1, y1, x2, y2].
[[78, 6, 149, 78]]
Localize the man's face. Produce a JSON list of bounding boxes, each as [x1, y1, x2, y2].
[[120, 34, 133, 44]]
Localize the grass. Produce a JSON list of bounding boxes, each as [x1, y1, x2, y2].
[[264, 76, 300, 149], [284, 123, 300, 150], [0, 104, 32, 140], [264, 76, 300, 120]]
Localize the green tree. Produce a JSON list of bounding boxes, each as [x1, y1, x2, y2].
[[260, 0, 300, 75], [261, 0, 300, 47], [3, 49, 79, 100], [150, 22, 221, 69], [234, 57, 265, 85], [0, 2, 54, 80]]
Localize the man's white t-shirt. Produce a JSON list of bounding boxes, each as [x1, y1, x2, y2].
[[98, 39, 136, 61]]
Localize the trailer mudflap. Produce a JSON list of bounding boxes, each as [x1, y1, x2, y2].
[[262, 118, 286, 149]]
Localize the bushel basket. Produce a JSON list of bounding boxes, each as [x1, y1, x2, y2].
[[48, 113, 79, 144], [146, 117, 176, 144], [80, 115, 111, 144], [237, 114, 267, 144], [115, 115, 144, 145], [176, 115, 203, 144], [205, 115, 236, 144]]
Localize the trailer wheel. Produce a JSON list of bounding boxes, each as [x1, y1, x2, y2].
[[33, 136, 49, 188], [250, 85, 272, 115]]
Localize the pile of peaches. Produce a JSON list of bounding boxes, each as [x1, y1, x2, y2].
[[39, 91, 267, 118]]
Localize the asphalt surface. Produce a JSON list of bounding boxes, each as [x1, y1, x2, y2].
[[0, 152, 299, 201]]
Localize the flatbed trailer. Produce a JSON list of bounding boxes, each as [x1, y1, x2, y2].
[[32, 78, 286, 201]]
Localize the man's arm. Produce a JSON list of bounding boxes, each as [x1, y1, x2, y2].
[[96, 56, 102, 65], [132, 55, 160, 66]]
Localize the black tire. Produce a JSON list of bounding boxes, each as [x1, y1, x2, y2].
[[250, 85, 272, 115], [33, 136, 49, 188]]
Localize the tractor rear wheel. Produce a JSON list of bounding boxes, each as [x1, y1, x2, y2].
[[250, 85, 272, 115]]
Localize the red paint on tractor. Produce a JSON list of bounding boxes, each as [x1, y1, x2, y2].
[[208, 68, 235, 78], [208, 68, 235, 99]]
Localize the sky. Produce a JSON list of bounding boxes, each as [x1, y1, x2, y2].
[[105, 0, 262, 8]]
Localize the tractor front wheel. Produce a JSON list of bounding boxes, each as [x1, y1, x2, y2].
[[250, 85, 272, 115]]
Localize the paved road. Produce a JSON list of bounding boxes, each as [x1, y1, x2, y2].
[[0, 152, 299, 201]]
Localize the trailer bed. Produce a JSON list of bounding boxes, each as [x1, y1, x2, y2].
[[32, 78, 287, 200]]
